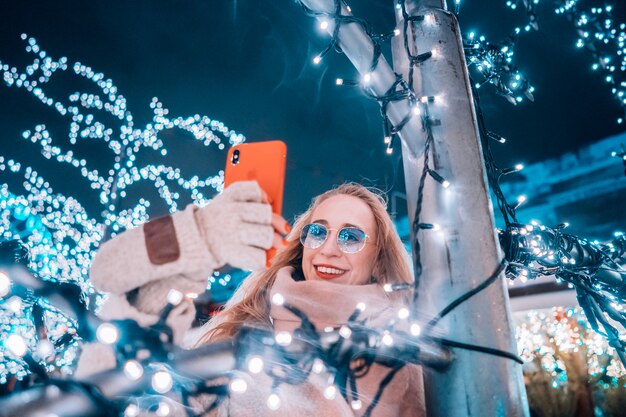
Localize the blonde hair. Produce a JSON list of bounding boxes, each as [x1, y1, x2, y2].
[[195, 183, 413, 345]]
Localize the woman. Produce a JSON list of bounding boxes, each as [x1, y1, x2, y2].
[[77, 181, 425, 417]]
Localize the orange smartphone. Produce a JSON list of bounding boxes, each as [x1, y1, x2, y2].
[[224, 140, 287, 262]]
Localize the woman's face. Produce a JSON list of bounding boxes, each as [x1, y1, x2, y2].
[[301, 194, 378, 285]]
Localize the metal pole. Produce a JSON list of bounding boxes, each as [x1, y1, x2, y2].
[[390, 1, 529, 416]]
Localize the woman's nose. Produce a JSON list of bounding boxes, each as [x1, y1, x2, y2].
[[319, 232, 342, 256]]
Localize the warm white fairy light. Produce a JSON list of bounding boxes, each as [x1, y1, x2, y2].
[[271, 293, 285, 306], [7, 296, 23, 313], [381, 331, 394, 346], [152, 370, 174, 394], [229, 377, 248, 394], [356, 302, 366, 312], [124, 404, 140, 417], [351, 400, 362, 410], [96, 323, 119, 345], [398, 307, 410, 320], [247, 355, 264, 374], [324, 384, 337, 400], [123, 360, 144, 380], [34, 340, 54, 360], [166, 289, 183, 306], [410, 323, 422, 336], [339, 325, 352, 338], [0, 272, 11, 297], [156, 401, 171, 417], [267, 392, 281, 410], [275, 331, 293, 346], [6, 335, 28, 358], [312, 358, 325, 374]]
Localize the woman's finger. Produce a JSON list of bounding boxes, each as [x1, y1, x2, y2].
[[272, 213, 291, 236], [273, 232, 288, 250]]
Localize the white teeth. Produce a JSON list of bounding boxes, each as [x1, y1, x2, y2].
[[316, 266, 346, 275]]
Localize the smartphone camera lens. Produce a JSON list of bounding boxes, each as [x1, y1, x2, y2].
[[231, 149, 240, 165]]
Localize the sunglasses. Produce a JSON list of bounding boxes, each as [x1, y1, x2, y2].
[[300, 223, 370, 254]]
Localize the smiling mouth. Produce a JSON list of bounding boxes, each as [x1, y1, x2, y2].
[[314, 265, 347, 279]]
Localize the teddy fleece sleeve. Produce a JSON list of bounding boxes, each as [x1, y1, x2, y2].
[[90, 204, 218, 295], [399, 364, 427, 417]]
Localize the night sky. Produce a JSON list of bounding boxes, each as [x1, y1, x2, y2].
[[1, 0, 625, 222]]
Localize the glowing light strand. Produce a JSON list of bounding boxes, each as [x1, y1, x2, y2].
[[0, 35, 245, 383], [500, 1, 626, 121], [501, 223, 626, 363]]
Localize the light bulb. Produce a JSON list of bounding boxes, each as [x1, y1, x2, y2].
[[267, 393, 281, 410], [124, 404, 140, 417], [124, 360, 144, 380], [275, 331, 293, 346], [6, 334, 27, 357], [312, 358, 325, 374], [324, 385, 337, 400], [96, 323, 119, 345], [156, 402, 170, 417], [351, 400, 362, 410], [167, 289, 183, 305], [339, 326, 352, 338], [247, 356, 264, 374], [0, 272, 11, 297], [152, 370, 173, 394], [230, 378, 248, 394], [271, 293, 285, 306]]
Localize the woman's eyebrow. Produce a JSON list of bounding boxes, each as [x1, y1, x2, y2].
[[312, 219, 362, 229]]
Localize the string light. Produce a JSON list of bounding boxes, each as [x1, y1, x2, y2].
[[166, 289, 183, 306], [124, 404, 140, 417], [271, 293, 285, 306], [123, 360, 144, 380], [323, 384, 337, 400], [229, 378, 248, 394], [275, 331, 293, 346], [96, 322, 119, 345], [267, 392, 281, 410], [151, 370, 174, 394], [247, 355, 264, 374], [0, 271, 10, 297], [0, 34, 245, 382], [156, 401, 171, 417], [6, 334, 27, 358], [490, 1, 626, 119]]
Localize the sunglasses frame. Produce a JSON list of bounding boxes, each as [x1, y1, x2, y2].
[[299, 222, 370, 254]]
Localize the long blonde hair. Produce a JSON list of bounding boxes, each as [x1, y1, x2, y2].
[[195, 183, 413, 345]]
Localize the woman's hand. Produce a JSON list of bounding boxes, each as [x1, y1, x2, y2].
[[196, 181, 289, 270]]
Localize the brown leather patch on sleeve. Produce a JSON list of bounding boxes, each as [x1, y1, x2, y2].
[[144, 216, 180, 265]]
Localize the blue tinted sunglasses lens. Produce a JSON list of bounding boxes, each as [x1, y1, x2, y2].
[[300, 224, 367, 253], [300, 223, 328, 249], [338, 227, 367, 253]]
